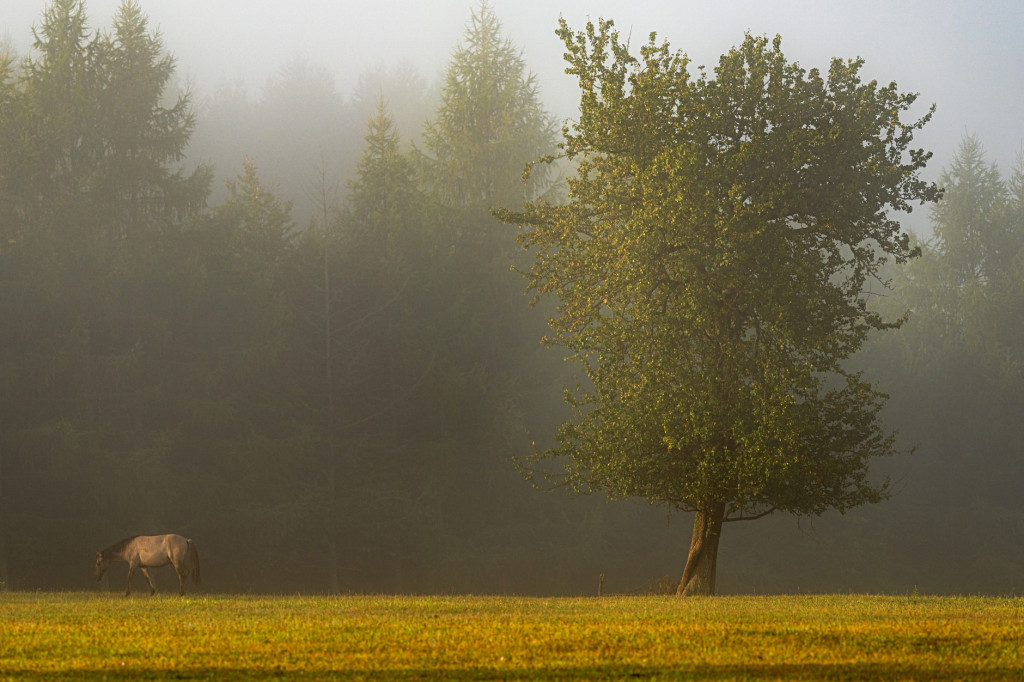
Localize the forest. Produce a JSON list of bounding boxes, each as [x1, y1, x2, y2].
[[1, 0, 1023, 595]]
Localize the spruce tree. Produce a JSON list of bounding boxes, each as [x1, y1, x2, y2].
[[419, 0, 557, 213]]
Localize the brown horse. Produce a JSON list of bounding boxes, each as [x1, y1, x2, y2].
[[95, 534, 201, 596]]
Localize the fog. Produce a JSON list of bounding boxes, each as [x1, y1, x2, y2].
[[7, 0, 1024, 174], [3, 0, 1024, 595]]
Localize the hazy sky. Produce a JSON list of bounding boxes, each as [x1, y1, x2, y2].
[[4, 0, 1024, 184]]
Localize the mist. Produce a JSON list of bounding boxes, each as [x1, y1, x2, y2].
[[8, 0, 1023, 164], [2, 0, 1023, 595]]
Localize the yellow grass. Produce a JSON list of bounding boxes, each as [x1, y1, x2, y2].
[[1, 592, 1022, 679]]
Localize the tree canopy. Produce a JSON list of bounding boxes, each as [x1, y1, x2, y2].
[[500, 20, 940, 595]]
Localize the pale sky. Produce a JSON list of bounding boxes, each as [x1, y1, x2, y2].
[[4, 0, 1024, 183]]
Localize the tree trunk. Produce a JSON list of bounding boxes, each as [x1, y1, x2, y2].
[[676, 502, 726, 596]]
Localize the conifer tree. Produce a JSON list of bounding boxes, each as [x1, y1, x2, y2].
[[93, 0, 209, 245], [419, 0, 557, 213], [333, 101, 426, 591], [413, 3, 567, 590], [0, 0, 211, 572], [857, 136, 1024, 591]]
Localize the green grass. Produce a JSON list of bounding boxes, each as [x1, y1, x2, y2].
[[1, 592, 1022, 679]]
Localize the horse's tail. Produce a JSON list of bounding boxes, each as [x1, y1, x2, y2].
[[188, 538, 201, 587]]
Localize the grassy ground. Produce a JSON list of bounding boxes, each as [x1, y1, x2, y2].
[[1, 592, 1022, 679]]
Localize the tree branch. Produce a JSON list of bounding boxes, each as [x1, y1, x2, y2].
[[723, 506, 777, 523]]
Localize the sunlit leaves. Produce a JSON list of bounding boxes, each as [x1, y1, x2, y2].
[[501, 21, 939, 519]]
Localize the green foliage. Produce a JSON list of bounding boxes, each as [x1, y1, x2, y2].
[[0, 39, 19, 223], [910, 136, 1024, 369], [0, 0, 576, 592], [11, 0, 1022, 598], [931, 136, 1010, 286], [296, 101, 437, 590], [382, 2, 572, 593], [349, 62, 435, 146], [887, 136, 1024, 417], [345, 101, 425, 258], [849, 135, 1024, 591], [218, 157, 296, 266], [189, 54, 355, 226], [93, 1, 209, 237], [419, 1, 558, 211], [10, 0, 209, 248], [0, 0, 212, 578], [502, 21, 940, 526]]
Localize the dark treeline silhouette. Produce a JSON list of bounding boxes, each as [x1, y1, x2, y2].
[[1, 0, 1022, 595]]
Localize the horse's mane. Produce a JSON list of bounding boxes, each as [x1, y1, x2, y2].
[[100, 535, 140, 559]]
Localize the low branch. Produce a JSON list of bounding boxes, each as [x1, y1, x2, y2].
[[723, 506, 777, 523]]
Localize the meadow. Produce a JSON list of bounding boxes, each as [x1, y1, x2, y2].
[[1, 592, 1022, 679]]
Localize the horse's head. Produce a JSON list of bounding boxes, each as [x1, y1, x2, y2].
[[94, 552, 109, 581]]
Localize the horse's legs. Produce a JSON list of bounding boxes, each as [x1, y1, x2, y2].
[[125, 564, 135, 596], [140, 567, 156, 595], [173, 559, 187, 596]]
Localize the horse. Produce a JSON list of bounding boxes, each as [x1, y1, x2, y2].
[[95, 534, 201, 596]]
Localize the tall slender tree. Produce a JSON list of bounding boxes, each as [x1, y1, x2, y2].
[[0, 40, 19, 238], [280, 101, 434, 591], [93, 0, 208, 245], [0, 0, 211, 580], [332, 100, 432, 591], [853, 136, 1024, 592], [419, 0, 558, 213], [412, 2, 571, 590]]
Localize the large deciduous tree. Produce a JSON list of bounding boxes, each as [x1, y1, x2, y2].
[[499, 21, 939, 595]]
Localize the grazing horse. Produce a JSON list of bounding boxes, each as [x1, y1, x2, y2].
[[95, 534, 201, 596]]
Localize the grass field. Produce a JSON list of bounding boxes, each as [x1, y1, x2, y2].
[[1, 592, 1022, 680]]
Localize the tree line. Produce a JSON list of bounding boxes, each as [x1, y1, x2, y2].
[[1, 0, 1022, 595], [0, 0, 582, 593]]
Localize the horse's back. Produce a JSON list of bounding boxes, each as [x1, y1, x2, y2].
[[160, 534, 191, 557], [134, 534, 189, 567], [161, 533, 189, 548]]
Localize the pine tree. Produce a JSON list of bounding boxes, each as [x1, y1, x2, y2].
[[0, 0, 212, 579], [93, 0, 209, 246], [419, 0, 557, 213], [412, 3, 568, 590], [857, 136, 1024, 591]]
